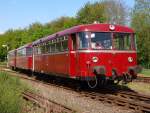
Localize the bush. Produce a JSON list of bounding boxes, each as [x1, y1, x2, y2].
[[0, 72, 25, 113]]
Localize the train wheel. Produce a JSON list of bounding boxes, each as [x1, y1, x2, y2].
[[87, 76, 98, 89], [127, 74, 132, 82]]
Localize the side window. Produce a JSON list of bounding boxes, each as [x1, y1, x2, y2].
[[62, 36, 68, 51], [17, 48, 26, 56], [23, 48, 26, 56], [48, 41, 52, 53], [131, 34, 136, 50], [34, 46, 38, 55], [40, 44, 45, 54], [71, 34, 76, 50], [51, 39, 56, 52], [56, 38, 61, 52], [26, 47, 32, 56], [45, 43, 49, 53], [37, 45, 41, 54], [78, 32, 89, 49]]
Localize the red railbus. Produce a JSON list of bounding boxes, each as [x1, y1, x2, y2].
[[15, 43, 33, 70], [32, 24, 138, 88], [8, 49, 16, 70]]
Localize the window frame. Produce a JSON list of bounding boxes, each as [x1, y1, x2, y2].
[[112, 32, 135, 51], [77, 32, 90, 50]]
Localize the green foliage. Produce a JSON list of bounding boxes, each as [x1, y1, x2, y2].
[[0, 17, 77, 60], [103, 0, 127, 25], [0, 72, 26, 113], [76, 0, 127, 24], [0, 61, 7, 66], [76, 2, 106, 24], [131, 0, 150, 68], [140, 69, 150, 77]]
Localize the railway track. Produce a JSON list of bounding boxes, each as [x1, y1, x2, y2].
[[1, 68, 150, 113], [23, 91, 75, 113], [135, 76, 150, 83], [80, 91, 150, 113]]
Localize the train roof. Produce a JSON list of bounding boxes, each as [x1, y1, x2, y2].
[[32, 23, 134, 45], [8, 49, 16, 53], [16, 43, 32, 50]]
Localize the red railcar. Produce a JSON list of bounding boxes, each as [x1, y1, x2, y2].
[[8, 49, 16, 69], [32, 24, 138, 87], [16, 43, 33, 70]]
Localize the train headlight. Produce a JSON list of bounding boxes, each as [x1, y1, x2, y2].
[[128, 57, 133, 63], [109, 25, 115, 31], [92, 57, 99, 63]]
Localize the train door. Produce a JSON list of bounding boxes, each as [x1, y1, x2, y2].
[[61, 36, 69, 75], [32, 47, 35, 72], [69, 34, 78, 77], [53, 36, 69, 76]]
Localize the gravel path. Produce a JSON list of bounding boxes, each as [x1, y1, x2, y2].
[[22, 79, 135, 113]]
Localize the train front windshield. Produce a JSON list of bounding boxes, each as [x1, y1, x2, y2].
[[91, 32, 136, 50], [91, 32, 112, 49], [78, 32, 135, 50]]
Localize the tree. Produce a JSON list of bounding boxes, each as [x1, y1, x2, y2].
[[76, 0, 127, 25], [76, 2, 106, 24], [103, 0, 127, 25], [46, 16, 78, 33], [131, 0, 150, 68]]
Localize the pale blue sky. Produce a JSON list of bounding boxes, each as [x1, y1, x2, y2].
[[0, 0, 134, 34]]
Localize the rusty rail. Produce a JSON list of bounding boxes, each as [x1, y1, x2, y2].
[[80, 91, 150, 113], [135, 76, 150, 83], [22, 91, 75, 113]]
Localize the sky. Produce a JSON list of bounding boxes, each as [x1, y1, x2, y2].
[[0, 0, 135, 34]]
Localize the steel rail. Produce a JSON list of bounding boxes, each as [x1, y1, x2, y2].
[[22, 91, 75, 113], [135, 76, 150, 83]]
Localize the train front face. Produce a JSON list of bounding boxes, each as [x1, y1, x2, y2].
[[77, 27, 137, 83]]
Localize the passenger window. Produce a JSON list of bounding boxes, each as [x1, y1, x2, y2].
[[26, 47, 32, 56], [34, 46, 38, 55], [51, 40, 55, 52], [55, 38, 61, 52], [45, 43, 49, 53], [78, 32, 89, 49], [41, 44, 45, 54], [71, 34, 76, 50], [37, 45, 42, 54], [22, 48, 26, 56], [62, 36, 68, 51], [48, 41, 52, 53]]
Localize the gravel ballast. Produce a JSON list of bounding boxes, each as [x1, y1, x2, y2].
[[22, 79, 134, 113]]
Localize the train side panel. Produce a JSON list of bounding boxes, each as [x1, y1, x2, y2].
[[8, 50, 16, 68], [34, 52, 69, 76], [16, 56, 32, 70]]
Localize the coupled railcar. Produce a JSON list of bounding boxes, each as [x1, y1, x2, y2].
[[8, 49, 16, 70], [15, 43, 33, 70], [32, 24, 138, 88]]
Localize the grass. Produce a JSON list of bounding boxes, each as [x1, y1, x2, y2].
[[0, 72, 29, 113], [127, 82, 150, 95], [140, 68, 150, 77], [0, 61, 7, 65]]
